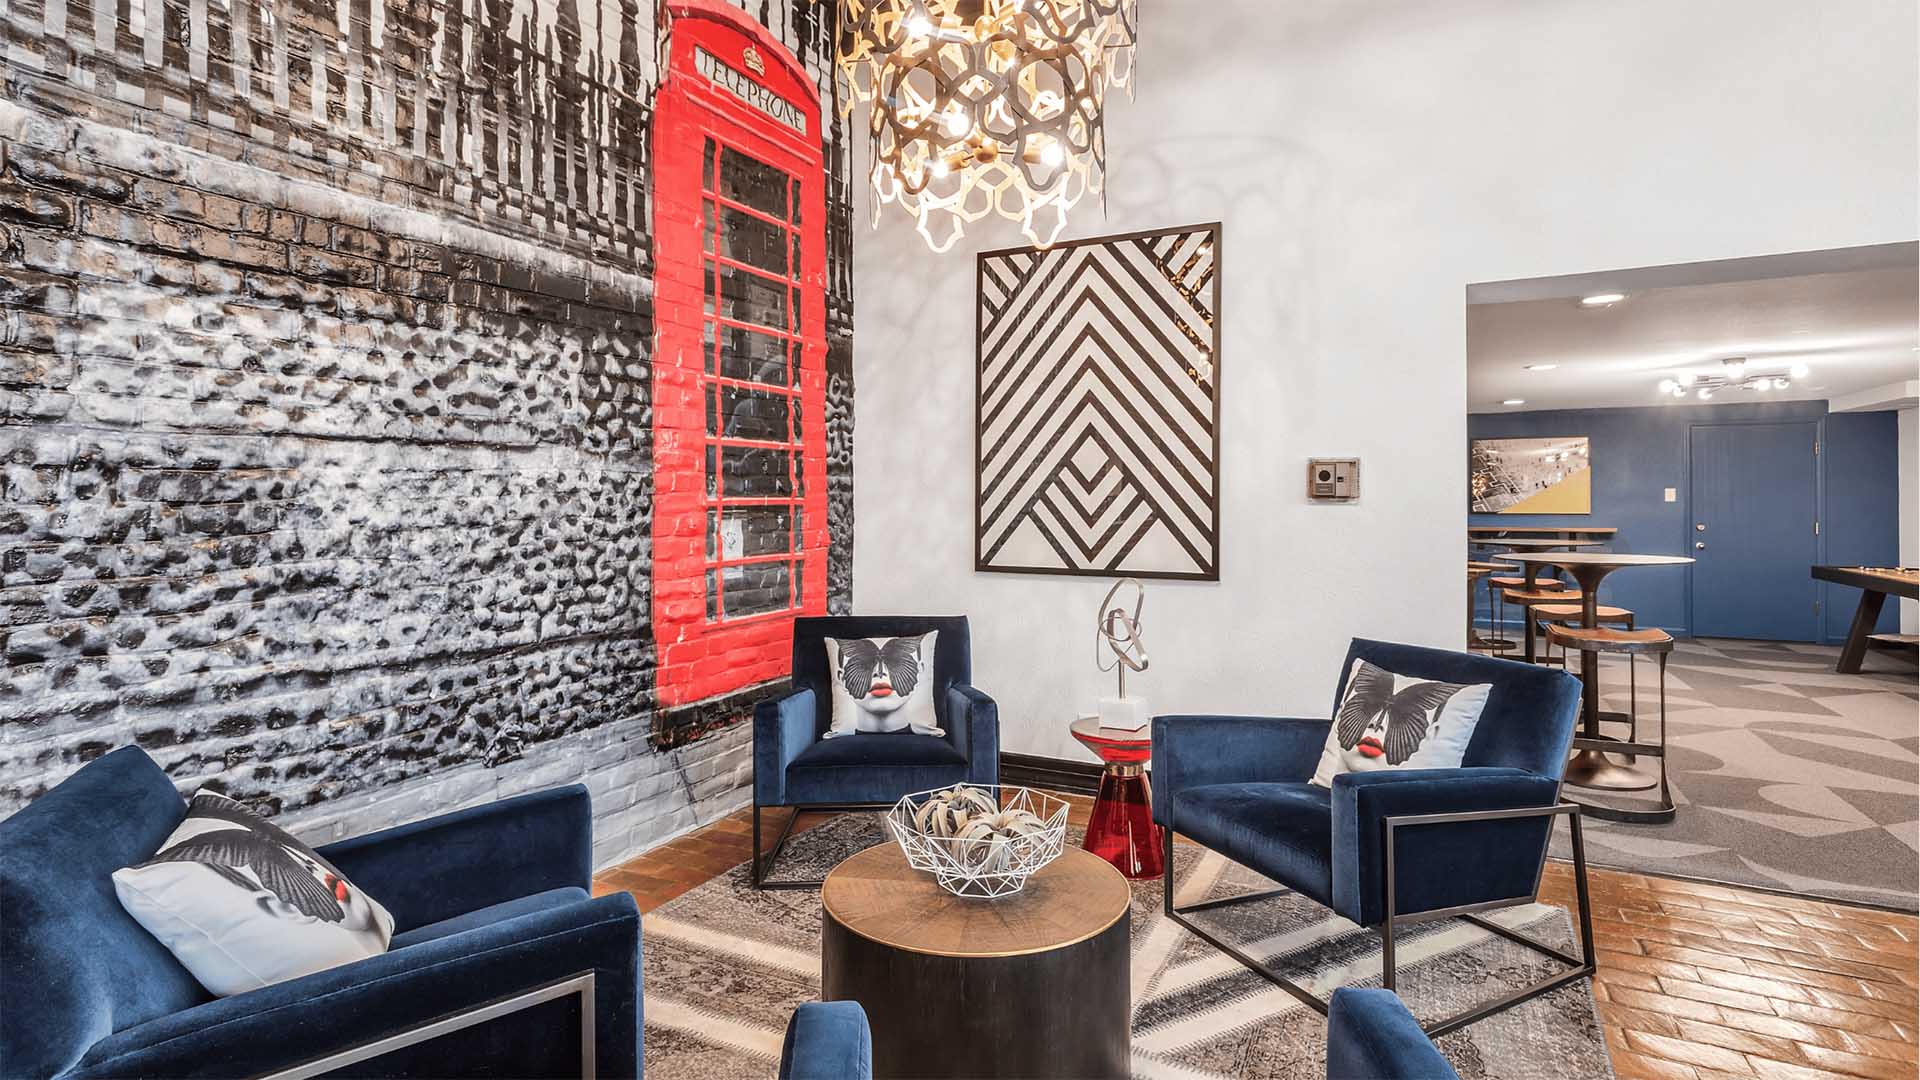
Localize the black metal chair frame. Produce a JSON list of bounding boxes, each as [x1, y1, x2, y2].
[[750, 800, 895, 890], [1162, 801, 1596, 1038]]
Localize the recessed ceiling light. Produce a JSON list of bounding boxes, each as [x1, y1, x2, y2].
[[1502, 398, 1526, 406], [1524, 363, 1559, 371], [1579, 293, 1626, 307]]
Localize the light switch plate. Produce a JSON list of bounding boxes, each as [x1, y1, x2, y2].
[[1663, 487, 1677, 503]]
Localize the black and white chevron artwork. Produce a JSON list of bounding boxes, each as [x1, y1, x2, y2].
[[975, 223, 1222, 580]]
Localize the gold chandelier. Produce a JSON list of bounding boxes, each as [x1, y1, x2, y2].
[[833, 0, 1139, 252]]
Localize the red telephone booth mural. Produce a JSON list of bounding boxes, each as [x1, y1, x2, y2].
[[652, 1, 829, 710]]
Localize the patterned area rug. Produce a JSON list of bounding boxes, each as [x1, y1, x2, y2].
[[1545, 639, 1919, 911], [641, 814, 1613, 1080]]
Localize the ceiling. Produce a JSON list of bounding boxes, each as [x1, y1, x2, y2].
[[1467, 244, 1919, 413]]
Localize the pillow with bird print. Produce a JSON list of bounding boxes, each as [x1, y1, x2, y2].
[[1308, 659, 1494, 787], [823, 631, 944, 739], [112, 791, 394, 996]]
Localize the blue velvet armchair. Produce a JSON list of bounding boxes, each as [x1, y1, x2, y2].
[[1, 746, 872, 1079], [1152, 638, 1594, 1037], [1326, 989, 1460, 1080], [753, 615, 999, 887]]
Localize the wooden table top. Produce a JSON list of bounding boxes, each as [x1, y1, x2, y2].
[[821, 844, 1130, 959], [1812, 565, 1919, 599], [1498, 552, 1694, 568], [1468, 538, 1606, 549], [1468, 526, 1618, 536]]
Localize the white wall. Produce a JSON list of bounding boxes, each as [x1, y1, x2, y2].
[[851, 0, 1918, 761], [1901, 407, 1918, 633]]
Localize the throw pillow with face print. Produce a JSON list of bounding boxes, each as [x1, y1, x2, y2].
[[823, 631, 944, 738], [1309, 659, 1494, 786], [113, 791, 395, 996]]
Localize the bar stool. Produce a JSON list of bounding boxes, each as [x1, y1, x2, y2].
[[1546, 624, 1675, 824], [1501, 587, 1583, 664], [1488, 576, 1569, 653], [1467, 562, 1515, 651], [1534, 603, 1641, 745]]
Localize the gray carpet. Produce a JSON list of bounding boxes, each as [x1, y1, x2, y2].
[[1545, 638, 1919, 911], [640, 815, 1613, 1080]]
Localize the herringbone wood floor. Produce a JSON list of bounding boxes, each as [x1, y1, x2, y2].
[[595, 795, 1919, 1080]]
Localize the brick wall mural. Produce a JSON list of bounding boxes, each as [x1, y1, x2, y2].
[[0, 0, 855, 861]]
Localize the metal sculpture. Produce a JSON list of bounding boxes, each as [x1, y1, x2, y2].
[[1095, 577, 1150, 699]]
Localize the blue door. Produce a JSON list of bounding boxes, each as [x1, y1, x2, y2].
[[1688, 422, 1820, 640]]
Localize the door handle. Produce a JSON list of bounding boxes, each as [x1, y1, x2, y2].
[[1695, 541, 1707, 550]]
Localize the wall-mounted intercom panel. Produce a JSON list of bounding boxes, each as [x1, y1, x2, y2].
[[1307, 458, 1360, 501]]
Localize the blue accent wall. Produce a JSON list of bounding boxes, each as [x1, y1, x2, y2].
[[1470, 401, 1902, 642]]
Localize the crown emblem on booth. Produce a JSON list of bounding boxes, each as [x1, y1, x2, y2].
[[742, 45, 764, 75]]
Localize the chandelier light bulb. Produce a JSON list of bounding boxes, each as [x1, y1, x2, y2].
[[1673, 385, 1687, 398], [1774, 376, 1790, 389], [1658, 378, 1677, 394], [1755, 378, 1770, 391], [1723, 358, 1747, 380], [1697, 387, 1714, 400], [1676, 372, 1695, 387], [1789, 362, 1810, 378]]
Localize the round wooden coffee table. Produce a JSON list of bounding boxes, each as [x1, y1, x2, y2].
[[820, 844, 1131, 1079]]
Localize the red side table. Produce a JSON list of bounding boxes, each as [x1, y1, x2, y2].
[[1070, 716, 1163, 880]]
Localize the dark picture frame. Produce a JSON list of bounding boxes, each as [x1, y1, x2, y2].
[[974, 222, 1224, 581]]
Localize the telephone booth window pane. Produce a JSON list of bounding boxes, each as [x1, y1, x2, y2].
[[716, 266, 789, 328], [719, 146, 788, 218], [714, 205, 789, 275], [703, 137, 717, 193], [717, 384, 791, 442], [790, 288, 802, 333], [704, 569, 719, 621], [720, 446, 795, 498], [704, 445, 717, 496], [717, 507, 793, 557], [722, 562, 791, 620], [789, 178, 801, 224], [717, 324, 787, 385]]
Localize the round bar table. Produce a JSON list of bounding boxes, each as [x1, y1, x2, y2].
[[1070, 716, 1162, 879], [1497, 552, 1693, 791], [822, 845, 1132, 1079]]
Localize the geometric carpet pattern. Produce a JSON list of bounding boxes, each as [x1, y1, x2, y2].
[[640, 815, 1613, 1080], [1548, 638, 1918, 911]]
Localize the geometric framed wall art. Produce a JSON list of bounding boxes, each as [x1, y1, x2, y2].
[[975, 223, 1223, 580]]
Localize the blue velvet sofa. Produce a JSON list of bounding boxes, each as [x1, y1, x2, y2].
[[1153, 638, 1594, 1036], [1, 746, 871, 1079], [752, 615, 999, 887], [1326, 989, 1460, 1080]]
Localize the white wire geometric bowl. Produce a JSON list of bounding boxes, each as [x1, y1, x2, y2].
[[885, 785, 1070, 899]]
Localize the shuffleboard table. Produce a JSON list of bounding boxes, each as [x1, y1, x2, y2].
[[1811, 566, 1918, 674]]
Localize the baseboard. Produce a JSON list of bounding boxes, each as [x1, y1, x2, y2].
[[1001, 752, 1103, 796]]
